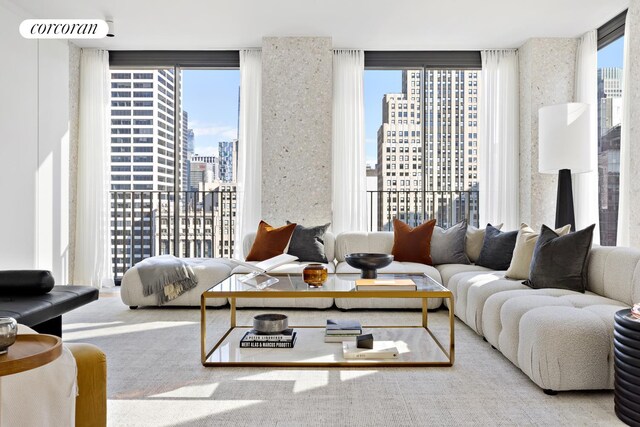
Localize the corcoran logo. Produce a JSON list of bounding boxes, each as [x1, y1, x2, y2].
[[19, 19, 108, 39]]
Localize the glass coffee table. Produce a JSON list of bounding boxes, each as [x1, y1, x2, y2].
[[201, 273, 454, 367]]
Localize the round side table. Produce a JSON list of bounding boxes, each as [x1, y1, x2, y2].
[[0, 334, 62, 376], [614, 309, 640, 427]]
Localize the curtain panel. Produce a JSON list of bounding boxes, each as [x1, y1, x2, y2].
[[573, 30, 600, 242], [73, 49, 113, 288], [479, 50, 520, 230], [332, 49, 367, 234], [234, 49, 263, 258]]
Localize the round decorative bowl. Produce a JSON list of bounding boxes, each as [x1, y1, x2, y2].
[[0, 317, 18, 355], [253, 314, 288, 334], [303, 263, 328, 287], [345, 253, 394, 279]]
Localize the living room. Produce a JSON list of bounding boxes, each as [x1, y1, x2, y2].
[[1, 0, 639, 425]]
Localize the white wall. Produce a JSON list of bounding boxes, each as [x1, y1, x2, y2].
[[0, 0, 70, 284]]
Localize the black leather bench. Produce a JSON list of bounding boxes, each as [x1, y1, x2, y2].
[[0, 271, 98, 337]]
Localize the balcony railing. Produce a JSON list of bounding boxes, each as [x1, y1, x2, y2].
[[366, 190, 480, 231], [110, 189, 236, 281]]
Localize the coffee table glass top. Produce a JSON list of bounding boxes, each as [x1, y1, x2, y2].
[[206, 273, 448, 294]]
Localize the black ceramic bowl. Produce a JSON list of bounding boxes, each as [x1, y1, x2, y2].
[[345, 253, 394, 279]]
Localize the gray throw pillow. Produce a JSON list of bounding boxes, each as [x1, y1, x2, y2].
[[431, 220, 470, 265], [475, 224, 518, 270], [524, 224, 595, 293], [286, 221, 331, 263]]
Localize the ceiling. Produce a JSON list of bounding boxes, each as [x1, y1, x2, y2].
[[10, 0, 629, 50]]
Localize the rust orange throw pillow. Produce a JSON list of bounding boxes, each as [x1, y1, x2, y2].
[[391, 218, 437, 265], [245, 220, 297, 261]]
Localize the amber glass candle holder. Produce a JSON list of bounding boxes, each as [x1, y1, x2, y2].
[[302, 264, 328, 287]]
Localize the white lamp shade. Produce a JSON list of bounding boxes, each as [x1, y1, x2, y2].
[[538, 102, 592, 174]]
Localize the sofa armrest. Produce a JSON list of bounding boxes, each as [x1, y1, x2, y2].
[[0, 270, 55, 295], [67, 343, 107, 427]]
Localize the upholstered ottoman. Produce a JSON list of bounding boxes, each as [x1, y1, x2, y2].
[[120, 258, 234, 308]]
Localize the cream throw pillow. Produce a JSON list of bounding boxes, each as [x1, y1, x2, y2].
[[505, 223, 571, 279], [466, 223, 503, 263]]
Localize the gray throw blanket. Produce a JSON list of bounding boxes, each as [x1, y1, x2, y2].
[[136, 255, 198, 305]]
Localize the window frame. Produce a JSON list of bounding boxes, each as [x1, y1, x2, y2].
[[108, 51, 240, 254]]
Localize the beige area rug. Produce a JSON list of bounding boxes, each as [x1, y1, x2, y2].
[[62, 289, 622, 427]]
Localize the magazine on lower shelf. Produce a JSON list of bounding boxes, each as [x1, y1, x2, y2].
[[342, 341, 399, 359]]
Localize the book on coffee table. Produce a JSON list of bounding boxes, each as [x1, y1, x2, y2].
[[239, 331, 297, 348], [342, 341, 399, 359], [326, 319, 362, 335], [355, 279, 416, 291]]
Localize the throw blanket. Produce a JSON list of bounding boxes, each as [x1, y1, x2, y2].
[[136, 255, 198, 304]]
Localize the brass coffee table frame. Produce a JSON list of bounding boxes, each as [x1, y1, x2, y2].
[[201, 274, 454, 367]]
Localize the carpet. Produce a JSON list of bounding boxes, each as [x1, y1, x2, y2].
[[62, 289, 622, 426]]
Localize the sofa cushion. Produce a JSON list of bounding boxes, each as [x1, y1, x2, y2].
[[391, 218, 436, 265], [587, 245, 640, 306], [0, 270, 55, 296], [505, 223, 571, 280], [334, 232, 393, 262], [435, 264, 493, 288], [525, 224, 595, 292], [476, 224, 517, 270], [286, 221, 331, 263], [245, 221, 297, 261], [431, 221, 470, 265], [465, 223, 502, 262]]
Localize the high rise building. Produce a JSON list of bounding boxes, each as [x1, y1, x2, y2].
[[597, 67, 623, 245], [109, 69, 179, 274], [376, 69, 479, 229], [181, 111, 190, 191], [189, 160, 217, 190], [219, 140, 238, 183]]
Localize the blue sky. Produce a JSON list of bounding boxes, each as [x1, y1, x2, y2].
[[597, 36, 624, 68], [183, 38, 624, 162], [182, 69, 240, 157]]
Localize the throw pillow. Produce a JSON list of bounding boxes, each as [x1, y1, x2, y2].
[[505, 223, 571, 280], [431, 220, 470, 265], [466, 223, 503, 262], [286, 221, 331, 263], [245, 220, 297, 261], [475, 224, 518, 270], [525, 224, 595, 292], [391, 218, 437, 265]]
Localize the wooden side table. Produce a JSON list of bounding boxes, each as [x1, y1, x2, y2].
[[0, 334, 62, 376], [614, 309, 640, 427]]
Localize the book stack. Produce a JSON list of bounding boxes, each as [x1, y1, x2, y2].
[[355, 279, 417, 291], [631, 304, 640, 320], [325, 319, 362, 343], [239, 328, 297, 348]]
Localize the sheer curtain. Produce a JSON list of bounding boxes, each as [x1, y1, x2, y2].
[[617, 11, 633, 247], [73, 49, 113, 288], [234, 49, 262, 258], [479, 50, 520, 230], [573, 30, 599, 241], [332, 49, 366, 234]]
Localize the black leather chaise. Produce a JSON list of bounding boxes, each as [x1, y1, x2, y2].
[[0, 270, 98, 337]]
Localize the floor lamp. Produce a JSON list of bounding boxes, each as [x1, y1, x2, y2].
[[538, 103, 592, 232]]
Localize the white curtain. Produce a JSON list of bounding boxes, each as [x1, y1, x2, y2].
[[332, 49, 366, 234], [74, 49, 112, 288], [479, 50, 520, 230], [617, 11, 633, 247], [234, 49, 262, 259], [573, 30, 600, 241]]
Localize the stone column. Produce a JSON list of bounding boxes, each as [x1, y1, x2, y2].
[[518, 38, 578, 229], [261, 37, 333, 226]]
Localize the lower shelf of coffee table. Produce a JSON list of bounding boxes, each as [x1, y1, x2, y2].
[[204, 327, 451, 367]]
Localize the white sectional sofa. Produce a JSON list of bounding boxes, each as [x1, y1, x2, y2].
[[119, 230, 640, 392]]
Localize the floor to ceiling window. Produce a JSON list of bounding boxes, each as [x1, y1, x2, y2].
[[364, 53, 481, 231], [597, 11, 626, 246], [108, 53, 240, 280]]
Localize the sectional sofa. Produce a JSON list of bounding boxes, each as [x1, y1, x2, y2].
[[120, 230, 640, 392]]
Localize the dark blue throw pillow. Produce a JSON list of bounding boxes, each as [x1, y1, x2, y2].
[[475, 224, 518, 270], [524, 224, 595, 293]]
